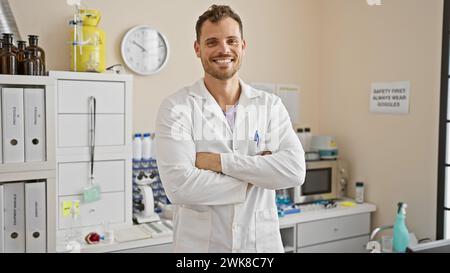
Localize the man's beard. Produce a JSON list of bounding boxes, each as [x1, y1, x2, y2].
[[201, 57, 242, 80]]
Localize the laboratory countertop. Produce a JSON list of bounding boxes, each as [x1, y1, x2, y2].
[[279, 201, 377, 228], [80, 235, 172, 253], [56, 201, 376, 253], [56, 234, 172, 253]]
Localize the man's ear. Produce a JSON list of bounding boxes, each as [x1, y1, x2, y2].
[[242, 39, 247, 56], [194, 41, 201, 58]]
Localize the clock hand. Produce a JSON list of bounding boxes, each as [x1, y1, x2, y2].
[[132, 40, 147, 53]]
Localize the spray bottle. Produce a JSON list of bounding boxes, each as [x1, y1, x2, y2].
[[392, 202, 410, 253]]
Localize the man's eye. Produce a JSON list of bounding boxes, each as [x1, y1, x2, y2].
[[228, 39, 239, 45], [206, 41, 217, 47]]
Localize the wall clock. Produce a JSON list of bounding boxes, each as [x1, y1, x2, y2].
[[121, 25, 170, 75]]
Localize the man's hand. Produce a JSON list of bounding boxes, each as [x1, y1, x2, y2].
[[195, 151, 273, 173], [196, 152, 222, 173]]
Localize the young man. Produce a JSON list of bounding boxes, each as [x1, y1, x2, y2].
[[155, 5, 305, 253]]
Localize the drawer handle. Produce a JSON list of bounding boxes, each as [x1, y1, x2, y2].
[[333, 228, 339, 232], [89, 208, 96, 213]]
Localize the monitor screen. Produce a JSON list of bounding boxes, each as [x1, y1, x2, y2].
[[301, 168, 332, 195]]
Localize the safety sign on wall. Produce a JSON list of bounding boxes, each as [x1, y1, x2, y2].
[[370, 81, 410, 114]]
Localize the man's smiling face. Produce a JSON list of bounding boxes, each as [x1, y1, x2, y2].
[[195, 17, 247, 81]]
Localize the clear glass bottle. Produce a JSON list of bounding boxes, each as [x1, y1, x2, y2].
[[27, 35, 45, 75], [17, 40, 26, 75], [0, 33, 17, 74]]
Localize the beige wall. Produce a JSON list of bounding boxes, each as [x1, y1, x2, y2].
[[10, 0, 320, 133], [318, 0, 443, 240], [10, 0, 444, 240]]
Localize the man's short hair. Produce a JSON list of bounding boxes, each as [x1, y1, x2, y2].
[[195, 5, 243, 42]]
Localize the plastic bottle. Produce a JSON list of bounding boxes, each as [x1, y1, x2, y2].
[[132, 133, 143, 173], [393, 202, 410, 253], [142, 133, 151, 159], [304, 128, 312, 152], [150, 133, 156, 160], [355, 182, 364, 204], [296, 128, 304, 146], [142, 133, 152, 173]]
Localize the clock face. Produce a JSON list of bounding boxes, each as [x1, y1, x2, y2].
[[121, 26, 169, 75]]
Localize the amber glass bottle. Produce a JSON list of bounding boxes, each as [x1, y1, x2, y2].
[[17, 40, 26, 75], [0, 33, 17, 74], [27, 35, 45, 75], [22, 50, 36, 75]]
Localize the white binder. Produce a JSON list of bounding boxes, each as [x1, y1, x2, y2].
[[3, 182, 25, 253], [0, 184, 4, 253], [0, 96, 2, 164], [2, 88, 25, 163], [25, 181, 47, 253], [24, 88, 46, 162]]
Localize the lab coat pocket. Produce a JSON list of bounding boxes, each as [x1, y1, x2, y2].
[[247, 140, 265, 156], [247, 140, 258, 156], [175, 207, 211, 252], [255, 208, 284, 253]]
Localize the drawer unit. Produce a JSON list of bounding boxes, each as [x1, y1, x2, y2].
[[57, 114, 124, 147], [58, 80, 125, 114], [297, 213, 370, 247], [58, 160, 125, 195], [50, 71, 133, 250], [297, 235, 369, 253], [58, 192, 125, 229]]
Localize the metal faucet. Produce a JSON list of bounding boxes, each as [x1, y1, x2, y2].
[[370, 225, 393, 241]]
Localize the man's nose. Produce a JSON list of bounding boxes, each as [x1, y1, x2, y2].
[[217, 41, 232, 54]]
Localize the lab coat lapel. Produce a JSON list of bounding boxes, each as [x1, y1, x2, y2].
[[189, 80, 233, 138], [234, 80, 260, 143]]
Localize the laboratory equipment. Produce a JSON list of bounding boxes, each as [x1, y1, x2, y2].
[[292, 159, 348, 204], [311, 135, 339, 160], [133, 173, 160, 224], [305, 151, 320, 161], [70, 9, 106, 72]]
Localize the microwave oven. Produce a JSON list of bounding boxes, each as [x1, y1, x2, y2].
[[291, 159, 349, 204]]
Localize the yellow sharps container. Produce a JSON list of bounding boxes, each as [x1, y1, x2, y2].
[[70, 9, 106, 72]]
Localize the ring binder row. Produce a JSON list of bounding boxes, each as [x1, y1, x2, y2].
[[0, 87, 46, 164], [0, 180, 47, 253]]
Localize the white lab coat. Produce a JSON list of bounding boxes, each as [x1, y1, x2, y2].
[[155, 79, 306, 253]]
